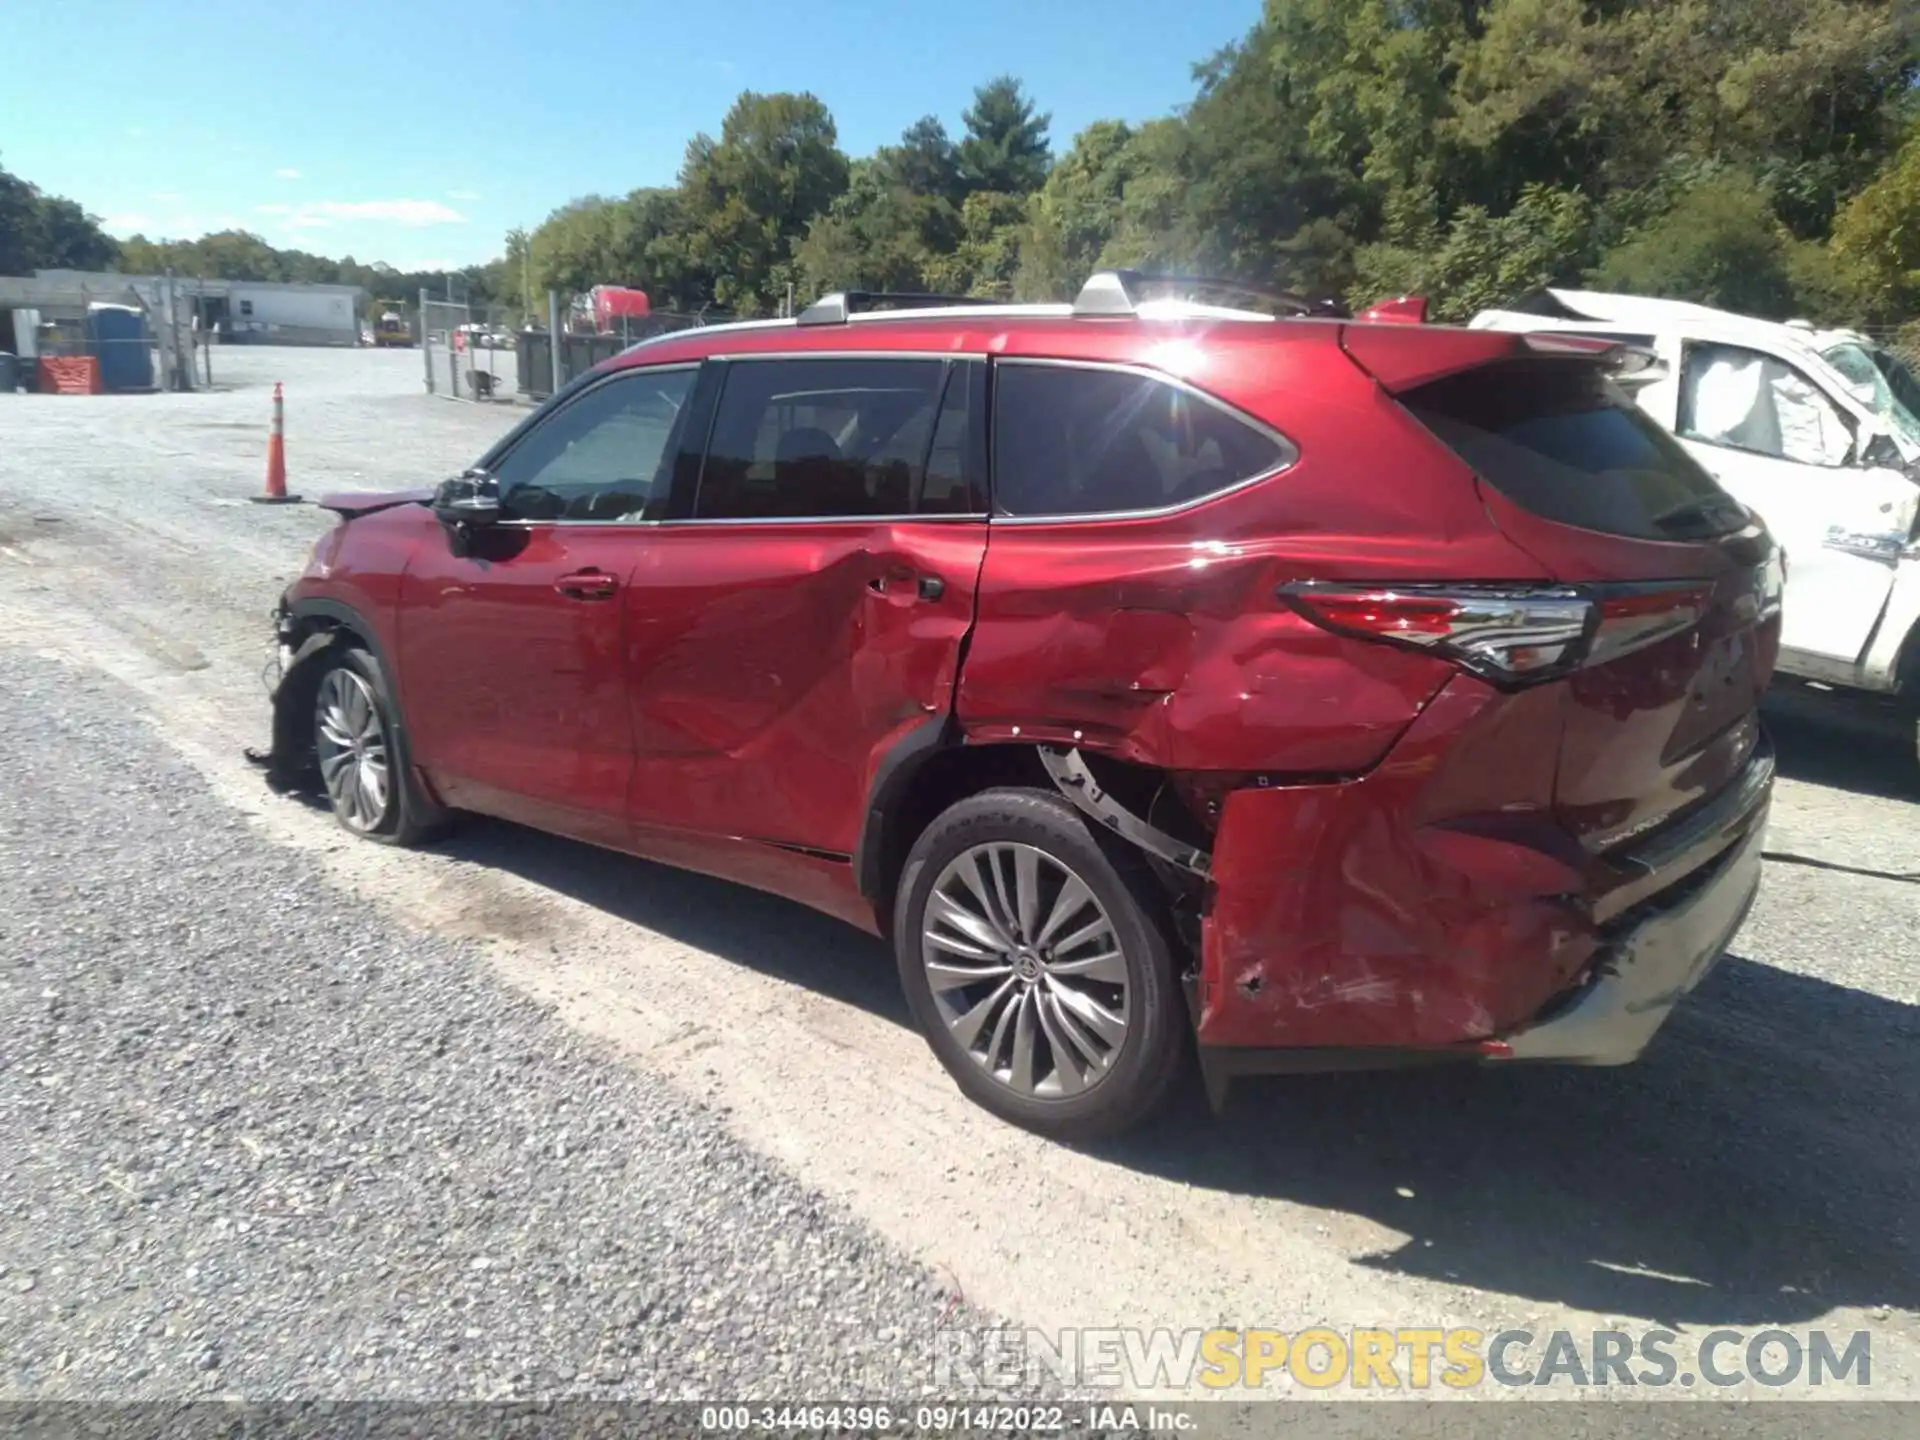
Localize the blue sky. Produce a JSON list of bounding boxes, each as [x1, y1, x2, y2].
[[0, 0, 1260, 271]]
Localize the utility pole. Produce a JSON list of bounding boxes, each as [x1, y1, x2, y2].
[[421, 286, 434, 394]]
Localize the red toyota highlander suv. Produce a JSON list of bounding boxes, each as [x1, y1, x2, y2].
[[254, 271, 1781, 1140]]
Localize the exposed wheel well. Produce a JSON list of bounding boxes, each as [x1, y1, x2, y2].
[[863, 741, 1210, 947], [262, 608, 376, 789], [864, 743, 1050, 922]]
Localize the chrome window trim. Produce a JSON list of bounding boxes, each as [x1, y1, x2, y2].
[[988, 355, 1299, 525], [655, 512, 989, 529], [492, 517, 664, 529], [493, 361, 700, 525]]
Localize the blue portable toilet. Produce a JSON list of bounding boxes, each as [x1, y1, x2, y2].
[[87, 304, 155, 392]]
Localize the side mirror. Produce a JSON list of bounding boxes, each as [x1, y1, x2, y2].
[[432, 470, 501, 525], [432, 471, 501, 555], [1858, 432, 1902, 471]]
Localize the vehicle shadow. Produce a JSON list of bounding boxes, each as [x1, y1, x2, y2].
[[432, 816, 1917, 1331], [1763, 688, 1918, 802], [1109, 955, 1920, 1329], [435, 816, 912, 1025]]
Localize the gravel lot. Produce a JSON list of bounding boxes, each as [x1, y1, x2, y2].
[[0, 651, 989, 1402], [0, 346, 1916, 1410]]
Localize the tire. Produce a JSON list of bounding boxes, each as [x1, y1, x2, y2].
[[311, 646, 450, 847], [893, 787, 1188, 1142]]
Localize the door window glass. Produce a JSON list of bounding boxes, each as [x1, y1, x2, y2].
[[695, 358, 963, 519], [992, 363, 1290, 517], [920, 362, 984, 514], [496, 366, 694, 521], [1679, 344, 1855, 468]]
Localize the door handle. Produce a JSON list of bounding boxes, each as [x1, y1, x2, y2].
[[867, 570, 946, 602], [555, 569, 618, 600]]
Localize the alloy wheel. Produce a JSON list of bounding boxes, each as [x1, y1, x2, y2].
[[314, 667, 392, 834], [921, 842, 1130, 1098]]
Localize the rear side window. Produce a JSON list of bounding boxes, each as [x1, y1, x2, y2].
[[1405, 360, 1746, 541], [993, 363, 1290, 517], [694, 357, 975, 519]]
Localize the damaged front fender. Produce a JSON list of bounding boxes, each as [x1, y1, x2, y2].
[[243, 604, 346, 793]]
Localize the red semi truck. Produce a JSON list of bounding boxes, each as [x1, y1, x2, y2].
[[568, 285, 652, 336]]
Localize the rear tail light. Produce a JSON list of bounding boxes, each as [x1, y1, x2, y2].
[[1279, 580, 1712, 688]]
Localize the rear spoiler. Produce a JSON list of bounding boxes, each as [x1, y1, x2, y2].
[[1340, 324, 1658, 394]]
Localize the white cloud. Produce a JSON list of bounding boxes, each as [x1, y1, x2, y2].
[[276, 167, 303, 179], [150, 190, 184, 203], [447, 188, 482, 201], [253, 198, 466, 239], [312, 199, 466, 226], [104, 212, 152, 232]]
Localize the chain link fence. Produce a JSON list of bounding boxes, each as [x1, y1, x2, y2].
[[421, 290, 734, 405], [5, 276, 212, 393], [516, 298, 732, 402], [421, 296, 524, 403]]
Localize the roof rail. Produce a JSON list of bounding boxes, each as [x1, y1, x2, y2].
[[796, 290, 1004, 325], [1072, 269, 1350, 319]]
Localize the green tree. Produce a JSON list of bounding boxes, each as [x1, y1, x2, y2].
[[1101, 119, 1206, 273], [1831, 117, 1920, 318], [1017, 120, 1138, 298], [0, 166, 36, 275], [958, 77, 1052, 197], [878, 117, 966, 207], [1354, 183, 1593, 320], [795, 159, 957, 297], [1592, 174, 1806, 318], [529, 196, 627, 296], [678, 91, 850, 313], [30, 195, 118, 270], [0, 156, 120, 274], [927, 191, 1031, 298]]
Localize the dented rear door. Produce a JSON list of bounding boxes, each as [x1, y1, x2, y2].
[[957, 356, 1490, 777]]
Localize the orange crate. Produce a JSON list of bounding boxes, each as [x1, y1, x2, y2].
[[39, 356, 102, 395]]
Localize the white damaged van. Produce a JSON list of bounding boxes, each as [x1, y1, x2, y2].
[[1471, 289, 1920, 757]]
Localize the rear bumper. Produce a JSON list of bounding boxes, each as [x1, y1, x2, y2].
[[1490, 777, 1767, 1064], [1193, 674, 1772, 1065]]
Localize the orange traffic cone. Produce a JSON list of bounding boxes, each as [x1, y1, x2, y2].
[[250, 382, 301, 504]]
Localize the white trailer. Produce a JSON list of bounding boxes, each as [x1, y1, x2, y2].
[[227, 282, 361, 346]]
